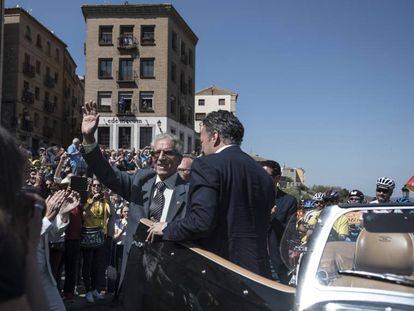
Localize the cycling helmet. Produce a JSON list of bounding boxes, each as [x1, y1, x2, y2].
[[376, 177, 395, 190], [348, 189, 364, 202], [303, 200, 315, 209], [324, 189, 340, 203], [312, 192, 324, 202]]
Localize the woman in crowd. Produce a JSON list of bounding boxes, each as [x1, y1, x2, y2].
[[81, 178, 110, 303]]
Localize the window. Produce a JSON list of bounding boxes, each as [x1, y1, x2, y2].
[[171, 62, 176, 82], [219, 98, 225, 106], [172, 31, 177, 51], [34, 113, 39, 127], [179, 132, 184, 145], [25, 26, 32, 40], [180, 40, 187, 64], [139, 127, 152, 149], [118, 127, 132, 149], [169, 95, 176, 114], [97, 127, 110, 148], [188, 77, 193, 95], [36, 34, 42, 48], [46, 41, 51, 55], [97, 91, 112, 112], [141, 25, 155, 44], [99, 26, 113, 45], [36, 60, 41, 74], [198, 99, 205, 106], [55, 48, 60, 62], [118, 59, 134, 81], [53, 96, 58, 104], [180, 72, 186, 94], [187, 106, 193, 124], [119, 26, 135, 48], [140, 91, 154, 112], [54, 72, 58, 83], [195, 113, 206, 121], [35, 87, 40, 100], [23, 81, 29, 90], [98, 59, 112, 78], [170, 127, 176, 135], [140, 58, 154, 78], [189, 49, 193, 67], [118, 92, 133, 114], [24, 53, 30, 64], [187, 136, 193, 153]]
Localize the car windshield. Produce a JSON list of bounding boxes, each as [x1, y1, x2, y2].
[[316, 207, 414, 293]]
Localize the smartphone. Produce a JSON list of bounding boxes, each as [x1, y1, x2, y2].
[[70, 176, 88, 203]]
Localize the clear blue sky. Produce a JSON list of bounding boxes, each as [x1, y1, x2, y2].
[[6, 0, 414, 196]]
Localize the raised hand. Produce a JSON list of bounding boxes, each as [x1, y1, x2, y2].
[[60, 190, 81, 216], [45, 190, 66, 221], [81, 100, 100, 144]]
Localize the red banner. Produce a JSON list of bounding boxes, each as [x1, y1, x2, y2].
[[406, 175, 414, 192]]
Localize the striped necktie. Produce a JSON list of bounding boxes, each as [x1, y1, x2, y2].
[[149, 181, 166, 221]]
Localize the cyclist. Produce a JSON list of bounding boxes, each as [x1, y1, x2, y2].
[[371, 177, 395, 204]]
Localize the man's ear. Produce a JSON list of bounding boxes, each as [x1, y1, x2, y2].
[[212, 131, 221, 147]]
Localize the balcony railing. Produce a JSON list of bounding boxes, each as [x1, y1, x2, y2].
[[43, 125, 54, 138], [21, 90, 34, 105], [44, 100, 56, 114], [116, 70, 137, 83], [117, 35, 138, 49], [44, 75, 55, 88], [23, 62, 35, 78]]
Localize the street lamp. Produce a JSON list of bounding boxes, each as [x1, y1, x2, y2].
[[157, 120, 163, 134], [402, 186, 410, 199]]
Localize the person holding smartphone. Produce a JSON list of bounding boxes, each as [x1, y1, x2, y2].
[[81, 179, 110, 303]]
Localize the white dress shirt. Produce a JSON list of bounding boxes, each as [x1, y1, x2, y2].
[[153, 173, 178, 222]]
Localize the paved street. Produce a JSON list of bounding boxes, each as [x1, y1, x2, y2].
[[65, 293, 117, 310]]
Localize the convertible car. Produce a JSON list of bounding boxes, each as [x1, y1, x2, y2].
[[119, 203, 414, 310]]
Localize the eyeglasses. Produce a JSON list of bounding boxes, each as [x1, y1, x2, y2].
[[151, 149, 179, 159], [376, 188, 389, 194], [92, 184, 101, 188]]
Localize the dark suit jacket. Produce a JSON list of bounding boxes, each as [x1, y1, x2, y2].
[[163, 145, 275, 277], [82, 145, 188, 279], [271, 189, 298, 240]]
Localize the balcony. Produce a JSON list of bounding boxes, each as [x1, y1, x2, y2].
[[116, 70, 138, 83], [21, 90, 34, 105], [43, 125, 54, 138], [117, 35, 138, 50], [44, 74, 55, 88], [23, 62, 35, 78], [44, 100, 56, 114]]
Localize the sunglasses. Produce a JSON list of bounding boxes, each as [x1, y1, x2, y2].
[[92, 184, 101, 188], [376, 188, 389, 194], [151, 149, 179, 158]]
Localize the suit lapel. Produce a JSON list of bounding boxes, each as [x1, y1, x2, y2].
[[166, 183, 187, 222], [142, 176, 156, 217]]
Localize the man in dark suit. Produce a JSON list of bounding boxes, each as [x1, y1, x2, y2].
[[81, 101, 188, 285], [261, 160, 297, 282], [148, 110, 274, 277]]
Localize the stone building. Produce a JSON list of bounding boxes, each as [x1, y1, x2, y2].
[[82, 4, 197, 152], [1, 7, 83, 149], [194, 85, 238, 133]]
